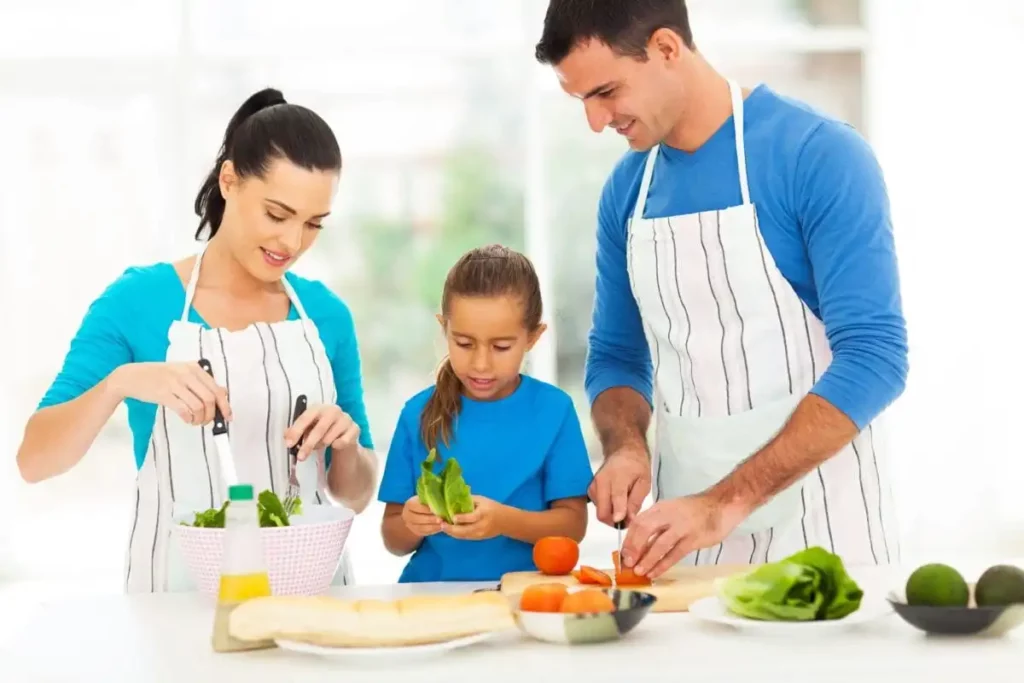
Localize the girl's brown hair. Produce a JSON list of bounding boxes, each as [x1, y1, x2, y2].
[[419, 244, 543, 451]]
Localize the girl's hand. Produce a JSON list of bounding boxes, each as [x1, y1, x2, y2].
[[443, 496, 508, 541], [284, 404, 360, 462], [402, 496, 443, 538]]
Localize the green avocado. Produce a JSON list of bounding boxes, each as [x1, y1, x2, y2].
[[975, 564, 1024, 607], [905, 563, 970, 607]]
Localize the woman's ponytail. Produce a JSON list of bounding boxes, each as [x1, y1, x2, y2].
[[193, 88, 287, 240]]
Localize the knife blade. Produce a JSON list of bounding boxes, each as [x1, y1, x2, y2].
[[586, 493, 626, 588], [613, 519, 625, 589], [198, 359, 238, 489]]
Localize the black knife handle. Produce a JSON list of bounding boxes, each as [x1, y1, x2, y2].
[[289, 394, 308, 457], [197, 359, 228, 436]]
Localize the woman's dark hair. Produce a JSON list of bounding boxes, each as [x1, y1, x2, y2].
[[420, 244, 544, 451], [534, 0, 694, 66], [193, 87, 342, 239]]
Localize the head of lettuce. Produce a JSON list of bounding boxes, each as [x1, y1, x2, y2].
[[717, 547, 864, 621]]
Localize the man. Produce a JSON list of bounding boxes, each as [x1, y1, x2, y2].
[[534, 0, 908, 580]]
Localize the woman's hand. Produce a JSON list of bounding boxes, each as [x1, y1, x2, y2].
[[443, 496, 508, 541], [401, 496, 443, 538], [108, 362, 232, 426], [284, 404, 360, 462]]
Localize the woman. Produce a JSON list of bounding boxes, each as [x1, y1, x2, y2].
[[16, 87, 378, 593]]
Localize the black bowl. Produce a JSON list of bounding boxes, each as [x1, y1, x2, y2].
[[887, 590, 1024, 636]]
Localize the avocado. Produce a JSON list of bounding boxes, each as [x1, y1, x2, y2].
[[905, 563, 970, 607], [975, 564, 1024, 607]]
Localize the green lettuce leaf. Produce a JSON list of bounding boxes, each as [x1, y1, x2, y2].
[[257, 490, 291, 527], [717, 546, 863, 621], [441, 457, 474, 522], [417, 448, 448, 521]]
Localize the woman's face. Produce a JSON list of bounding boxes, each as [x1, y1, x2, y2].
[[217, 156, 339, 282]]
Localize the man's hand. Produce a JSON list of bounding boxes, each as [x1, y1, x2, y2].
[[587, 447, 651, 527], [619, 493, 748, 579]]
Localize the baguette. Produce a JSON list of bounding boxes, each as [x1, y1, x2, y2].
[[228, 591, 516, 648]]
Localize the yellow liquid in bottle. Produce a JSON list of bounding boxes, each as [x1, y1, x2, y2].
[[212, 571, 273, 653]]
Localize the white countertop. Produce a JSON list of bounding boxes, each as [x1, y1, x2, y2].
[[3, 568, 1024, 682]]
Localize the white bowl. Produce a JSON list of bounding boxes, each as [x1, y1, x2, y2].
[[171, 505, 354, 597]]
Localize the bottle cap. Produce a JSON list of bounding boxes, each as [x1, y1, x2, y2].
[[228, 484, 254, 501]]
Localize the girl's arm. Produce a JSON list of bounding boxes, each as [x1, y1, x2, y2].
[[381, 502, 425, 556], [496, 497, 588, 544]]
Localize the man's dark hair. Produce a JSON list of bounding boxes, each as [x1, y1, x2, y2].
[[535, 0, 694, 66]]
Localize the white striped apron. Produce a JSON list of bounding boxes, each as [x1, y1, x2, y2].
[[626, 79, 900, 567], [124, 240, 354, 592]]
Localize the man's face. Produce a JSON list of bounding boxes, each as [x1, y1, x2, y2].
[[554, 34, 684, 151]]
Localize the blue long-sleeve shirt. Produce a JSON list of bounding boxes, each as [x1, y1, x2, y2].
[[585, 85, 908, 430], [37, 263, 374, 469]]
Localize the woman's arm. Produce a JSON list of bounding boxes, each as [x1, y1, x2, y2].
[[320, 286, 378, 513], [327, 445, 378, 513], [18, 372, 125, 483], [17, 276, 136, 483]]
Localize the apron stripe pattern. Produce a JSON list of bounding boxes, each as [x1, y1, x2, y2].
[[627, 79, 899, 568], [123, 241, 354, 592]]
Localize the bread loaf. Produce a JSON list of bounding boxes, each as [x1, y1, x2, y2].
[[228, 591, 516, 648]]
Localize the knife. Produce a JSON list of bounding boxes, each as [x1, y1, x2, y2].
[[198, 359, 238, 489], [287, 394, 308, 501], [586, 494, 626, 588]]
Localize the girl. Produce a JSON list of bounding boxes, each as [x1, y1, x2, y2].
[[378, 244, 594, 582], [16, 87, 377, 592]]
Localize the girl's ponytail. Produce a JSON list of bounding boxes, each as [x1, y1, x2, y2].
[[419, 358, 463, 451]]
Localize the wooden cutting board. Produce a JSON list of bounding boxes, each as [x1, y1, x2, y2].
[[499, 563, 753, 613]]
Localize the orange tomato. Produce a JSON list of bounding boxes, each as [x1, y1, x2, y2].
[[561, 589, 616, 614], [533, 536, 580, 576], [519, 583, 569, 612], [576, 566, 613, 587], [611, 550, 651, 586]]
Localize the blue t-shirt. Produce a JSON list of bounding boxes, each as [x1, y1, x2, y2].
[[586, 84, 909, 430], [37, 263, 374, 469], [377, 375, 594, 583]]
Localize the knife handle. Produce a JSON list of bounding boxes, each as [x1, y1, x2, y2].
[[289, 394, 308, 457], [197, 359, 228, 437], [585, 494, 627, 529]]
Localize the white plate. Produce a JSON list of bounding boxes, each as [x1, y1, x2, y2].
[[274, 631, 497, 660], [688, 595, 892, 635]]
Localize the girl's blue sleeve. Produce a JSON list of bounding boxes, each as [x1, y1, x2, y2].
[[377, 407, 418, 505], [38, 270, 136, 410], [543, 399, 595, 504]]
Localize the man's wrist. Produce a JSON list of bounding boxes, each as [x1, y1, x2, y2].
[[705, 476, 757, 526]]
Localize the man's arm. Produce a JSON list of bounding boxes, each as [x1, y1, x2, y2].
[[585, 171, 655, 457], [708, 121, 909, 516]]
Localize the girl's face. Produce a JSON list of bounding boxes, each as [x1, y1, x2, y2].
[[217, 156, 339, 283], [440, 294, 546, 401]]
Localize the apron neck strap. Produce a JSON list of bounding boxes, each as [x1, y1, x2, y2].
[[630, 78, 752, 224], [727, 79, 751, 206], [180, 240, 208, 322], [631, 144, 660, 224], [179, 239, 311, 323]]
